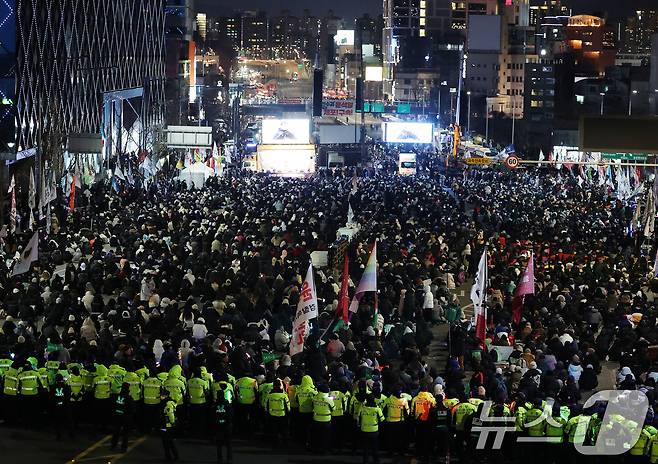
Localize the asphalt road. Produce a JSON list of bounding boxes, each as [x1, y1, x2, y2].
[[0, 426, 380, 464]]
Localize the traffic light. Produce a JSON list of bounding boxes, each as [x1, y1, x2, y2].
[[313, 69, 324, 117]]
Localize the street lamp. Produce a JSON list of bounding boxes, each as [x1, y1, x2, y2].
[[600, 92, 605, 116], [467, 91, 472, 134], [629, 89, 638, 116]]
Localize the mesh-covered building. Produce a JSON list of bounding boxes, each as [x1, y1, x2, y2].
[[0, 0, 166, 164]]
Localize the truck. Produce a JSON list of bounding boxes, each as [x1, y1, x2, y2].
[[398, 152, 417, 176]]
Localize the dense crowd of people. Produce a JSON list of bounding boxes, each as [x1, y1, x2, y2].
[[1, 165, 658, 463]]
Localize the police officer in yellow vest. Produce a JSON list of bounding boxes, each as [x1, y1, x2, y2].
[[188, 368, 210, 435], [18, 360, 45, 425], [266, 379, 290, 446], [93, 364, 112, 430], [66, 365, 85, 429], [329, 382, 350, 452], [212, 371, 234, 403], [235, 374, 258, 433], [160, 389, 179, 461], [312, 383, 334, 453], [358, 394, 384, 464], [2, 361, 21, 425], [295, 374, 317, 447], [383, 387, 409, 456], [631, 423, 657, 459], [143, 372, 163, 431], [646, 424, 658, 463], [524, 400, 546, 438]]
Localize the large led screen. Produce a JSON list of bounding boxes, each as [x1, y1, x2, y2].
[[384, 122, 433, 144], [257, 145, 315, 175], [261, 119, 310, 145]]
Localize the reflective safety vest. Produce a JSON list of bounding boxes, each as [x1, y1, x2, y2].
[[18, 370, 41, 396], [163, 376, 186, 406], [545, 415, 567, 442], [236, 377, 257, 405], [188, 377, 209, 405], [565, 416, 588, 444], [46, 360, 61, 385], [648, 431, 658, 463], [259, 382, 274, 409], [212, 381, 234, 403], [123, 372, 142, 402], [67, 375, 84, 401], [443, 398, 460, 409], [94, 375, 112, 399], [135, 367, 150, 382], [452, 402, 477, 431], [0, 358, 13, 377], [82, 369, 96, 391], [384, 396, 409, 423], [525, 408, 545, 437], [350, 395, 364, 420], [631, 426, 656, 455], [288, 384, 299, 409], [143, 377, 163, 405], [108, 365, 127, 394], [312, 393, 334, 422], [38, 368, 50, 391], [296, 387, 317, 414], [267, 392, 290, 417], [163, 400, 177, 429], [330, 391, 349, 417], [359, 406, 384, 432], [515, 406, 528, 432], [3, 367, 20, 396], [412, 392, 436, 421]]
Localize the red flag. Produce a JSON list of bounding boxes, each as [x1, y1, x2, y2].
[[512, 254, 535, 325], [68, 176, 76, 210], [336, 254, 350, 323]]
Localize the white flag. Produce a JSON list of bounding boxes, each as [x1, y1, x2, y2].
[[346, 201, 355, 226], [8, 175, 16, 235], [115, 165, 126, 181], [28, 167, 36, 210], [538, 150, 545, 167], [470, 248, 488, 341], [46, 202, 52, 234], [290, 264, 318, 356], [11, 231, 39, 277]]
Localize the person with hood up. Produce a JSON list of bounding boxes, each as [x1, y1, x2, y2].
[[80, 317, 98, 342], [295, 375, 317, 448], [422, 283, 434, 323], [178, 340, 193, 370], [192, 318, 208, 342], [153, 339, 165, 365], [617, 366, 635, 387]]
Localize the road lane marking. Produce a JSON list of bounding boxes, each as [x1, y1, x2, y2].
[[110, 436, 147, 464], [67, 434, 111, 463]]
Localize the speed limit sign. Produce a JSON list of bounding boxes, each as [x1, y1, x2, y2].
[[504, 156, 520, 169]]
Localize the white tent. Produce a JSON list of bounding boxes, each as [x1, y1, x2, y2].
[[178, 162, 215, 189]]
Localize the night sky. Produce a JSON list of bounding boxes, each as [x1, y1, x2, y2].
[[195, 0, 657, 20]]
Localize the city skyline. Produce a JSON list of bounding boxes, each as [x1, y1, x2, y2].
[[197, 0, 658, 20]]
